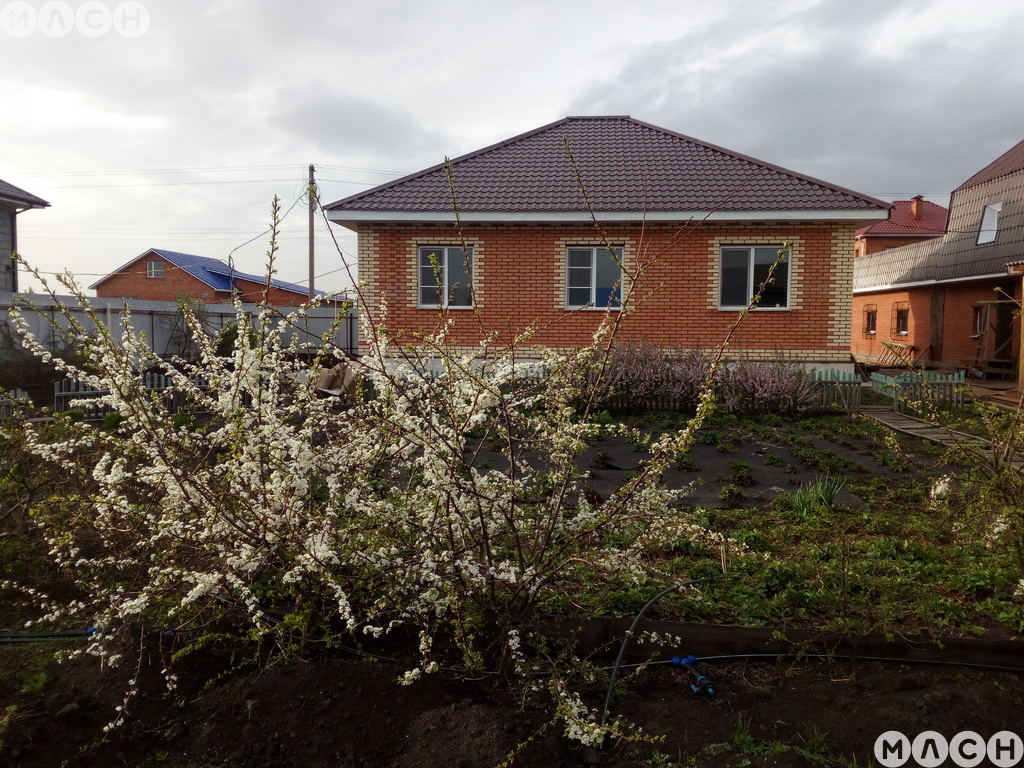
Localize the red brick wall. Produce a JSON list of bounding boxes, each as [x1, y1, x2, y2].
[[940, 281, 1018, 365], [356, 220, 856, 362], [95, 255, 309, 306], [852, 279, 1019, 366], [851, 288, 930, 362]]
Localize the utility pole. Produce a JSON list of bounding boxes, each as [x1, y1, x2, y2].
[[308, 163, 316, 301]]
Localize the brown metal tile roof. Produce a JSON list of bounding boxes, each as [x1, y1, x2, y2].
[[956, 139, 1024, 191], [856, 143, 1024, 291], [326, 116, 889, 219], [855, 198, 947, 238], [0, 177, 49, 208]]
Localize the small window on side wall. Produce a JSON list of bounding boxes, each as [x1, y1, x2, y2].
[[973, 306, 987, 337], [147, 260, 165, 278], [719, 245, 790, 309], [418, 246, 473, 308], [892, 303, 909, 337], [864, 305, 877, 336], [566, 246, 623, 309]]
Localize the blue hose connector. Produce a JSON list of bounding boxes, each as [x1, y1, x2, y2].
[[672, 655, 716, 696]]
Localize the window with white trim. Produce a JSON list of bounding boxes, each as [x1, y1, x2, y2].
[[977, 203, 1002, 245], [147, 260, 165, 278], [418, 245, 473, 308], [719, 245, 789, 309], [566, 246, 623, 309]]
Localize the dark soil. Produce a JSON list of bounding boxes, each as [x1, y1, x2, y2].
[[3, 640, 1024, 767], [2, 411, 1016, 767]]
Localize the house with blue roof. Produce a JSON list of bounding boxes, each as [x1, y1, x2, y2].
[[90, 248, 327, 306]]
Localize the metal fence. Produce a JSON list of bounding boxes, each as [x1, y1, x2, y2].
[[870, 370, 965, 413], [1, 291, 358, 358], [53, 373, 217, 417]]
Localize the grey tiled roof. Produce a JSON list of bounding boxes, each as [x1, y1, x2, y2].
[[0, 178, 49, 208], [855, 140, 1024, 291], [327, 116, 889, 217]]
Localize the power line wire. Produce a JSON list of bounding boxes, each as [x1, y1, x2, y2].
[[23, 164, 307, 177], [43, 178, 303, 189]]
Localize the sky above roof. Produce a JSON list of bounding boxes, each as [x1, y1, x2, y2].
[[2, 0, 1023, 296]]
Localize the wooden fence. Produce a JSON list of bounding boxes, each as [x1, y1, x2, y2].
[[870, 370, 965, 413], [812, 368, 863, 410]]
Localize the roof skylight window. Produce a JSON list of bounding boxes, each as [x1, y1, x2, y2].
[[977, 202, 1002, 244]]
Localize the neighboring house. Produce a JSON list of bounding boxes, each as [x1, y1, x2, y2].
[[91, 248, 323, 306], [326, 116, 889, 368], [0, 177, 50, 293], [852, 139, 1024, 376], [854, 196, 947, 258]]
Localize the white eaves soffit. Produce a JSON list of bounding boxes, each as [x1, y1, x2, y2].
[[326, 210, 889, 225]]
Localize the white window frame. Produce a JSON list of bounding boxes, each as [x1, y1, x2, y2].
[[718, 245, 790, 310], [565, 246, 624, 310], [977, 203, 1002, 245], [418, 245, 473, 309], [146, 260, 165, 278]]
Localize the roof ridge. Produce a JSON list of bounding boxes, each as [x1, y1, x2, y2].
[[326, 116, 890, 217], [326, 117, 581, 210], [954, 138, 1024, 191], [622, 116, 897, 207]]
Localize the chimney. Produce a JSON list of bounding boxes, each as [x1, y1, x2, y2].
[[910, 195, 924, 219]]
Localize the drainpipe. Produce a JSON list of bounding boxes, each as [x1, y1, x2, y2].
[[9, 207, 21, 293], [1009, 264, 1024, 387]]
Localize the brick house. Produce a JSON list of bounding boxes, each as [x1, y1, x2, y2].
[[326, 116, 889, 366], [852, 139, 1024, 377], [91, 248, 319, 306], [1, 177, 49, 293], [854, 196, 947, 258]]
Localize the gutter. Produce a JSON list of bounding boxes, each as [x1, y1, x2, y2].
[[853, 271, 1012, 294]]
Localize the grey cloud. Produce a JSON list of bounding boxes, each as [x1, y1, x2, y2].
[[267, 89, 453, 172], [568, 0, 1024, 200]]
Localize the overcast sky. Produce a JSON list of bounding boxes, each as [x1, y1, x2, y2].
[[2, 0, 1023, 296]]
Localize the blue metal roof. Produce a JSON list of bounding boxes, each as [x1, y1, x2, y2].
[[92, 248, 323, 297]]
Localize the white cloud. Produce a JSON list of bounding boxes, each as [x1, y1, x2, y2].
[[1, 0, 1022, 294]]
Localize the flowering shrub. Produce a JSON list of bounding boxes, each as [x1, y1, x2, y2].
[[2, 174, 808, 746], [593, 339, 672, 407], [1, 204, 769, 746], [717, 359, 819, 415], [592, 345, 816, 415], [668, 347, 716, 411]]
